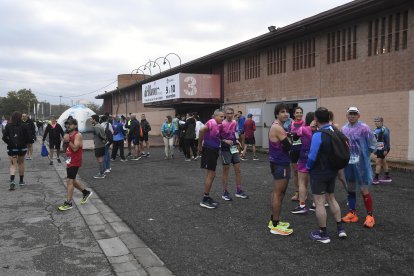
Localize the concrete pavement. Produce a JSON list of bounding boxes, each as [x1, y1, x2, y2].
[[0, 139, 172, 276]]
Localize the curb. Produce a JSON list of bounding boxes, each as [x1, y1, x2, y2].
[[50, 142, 174, 276]]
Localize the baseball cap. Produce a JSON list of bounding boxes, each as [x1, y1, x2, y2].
[[247, 113, 253, 118], [347, 106, 360, 114]]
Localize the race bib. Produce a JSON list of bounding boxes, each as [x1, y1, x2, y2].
[[230, 145, 238, 154], [235, 132, 239, 139], [292, 138, 302, 146], [349, 154, 360, 164], [377, 142, 384, 150], [65, 157, 71, 165]]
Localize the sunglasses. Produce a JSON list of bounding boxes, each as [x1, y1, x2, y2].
[[226, 112, 234, 115], [348, 112, 358, 115]]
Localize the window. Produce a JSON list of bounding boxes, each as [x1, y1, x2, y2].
[[267, 46, 286, 75], [327, 26, 357, 64], [245, 54, 260, 80], [293, 38, 315, 71], [227, 59, 241, 83], [368, 10, 408, 56]]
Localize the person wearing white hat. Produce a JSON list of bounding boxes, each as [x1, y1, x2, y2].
[[341, 107, 377, 228]]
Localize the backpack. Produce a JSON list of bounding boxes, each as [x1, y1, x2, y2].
[[319, 127, 350, 170], [105, 123, 113, 145], [8, 125, 25, 148]]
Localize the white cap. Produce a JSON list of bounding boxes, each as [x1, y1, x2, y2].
[[347, 106, 360, 114]]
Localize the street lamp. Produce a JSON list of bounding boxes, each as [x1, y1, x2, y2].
[[154, 56, 171, 70], [138, 65, 152, 76], [130, 68, 146, 77], [164, 53, 181, 68], [145, 60, 162, 74]]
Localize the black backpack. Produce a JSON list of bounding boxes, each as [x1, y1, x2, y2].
[[319, 127, 350, 170], [7, 125, 25, 148], [105, 123, 113, 145]]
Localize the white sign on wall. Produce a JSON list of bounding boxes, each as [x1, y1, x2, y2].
[[142, 73, 180, 103]]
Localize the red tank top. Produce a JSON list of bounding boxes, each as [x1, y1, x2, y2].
[[66, 131, 82, 167]]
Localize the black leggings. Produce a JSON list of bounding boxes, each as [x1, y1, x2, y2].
[[111, 140, 125, 159], [184, 139, 197, 158]]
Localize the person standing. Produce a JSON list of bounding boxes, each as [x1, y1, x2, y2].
[[91, 115, 106, 179], [172, 114, 180, 148], [140, 114, 152, 157], [100, 115, 113, 173], [372, 117, 391, 184], [184, 113, 197, 161], [161, 116, 176, 159], [268, 103, 293, 235], [111, 117, 127, 162], [21, 113, 36, 160], [58, 118, 93, 211], [289, 107, 305, 202], [341, 107, 377, 228], [306, 108, 347, 243], [236, 111, 246, 159], [129, 114, 141, 160], [2, 111, 31, 190], [198, 109, 225, 209], [242, 113, 258, 160], [195, 115, 204, 149], [42, 115, 64, 165], [220, 107, 248, 201]]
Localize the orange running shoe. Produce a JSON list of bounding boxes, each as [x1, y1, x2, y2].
[[342, 212, 359, 223], [364, 215, 375, 228]]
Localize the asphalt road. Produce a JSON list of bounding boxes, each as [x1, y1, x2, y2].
[[79, 147, 414, 276]]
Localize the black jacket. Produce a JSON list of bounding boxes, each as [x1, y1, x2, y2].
[[184, 118, 196, 139], [43, 123, 64, 142], [129, 119, 141, 139]]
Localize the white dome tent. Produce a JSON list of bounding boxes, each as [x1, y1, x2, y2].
[[57, 104, 95, 132]]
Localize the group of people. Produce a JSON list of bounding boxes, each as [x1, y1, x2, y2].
[[197, 104, 391, 244]]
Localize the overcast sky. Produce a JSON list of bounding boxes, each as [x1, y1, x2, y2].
[[0, 0, 351, 105]]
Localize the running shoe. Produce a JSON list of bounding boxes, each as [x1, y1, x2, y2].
[[324, 202, 329, 207], [80, 191, 93, 205], [141, 152, 146, 156], [291, 192, 299, 201], [270, 224, 293, 236], [120, 159, 127, 162], [200, 197, 218, 209], [185, 158, 191, 162], [342, 211, 359, 223], [380, 176, 392, 183], [19, 181, 25, 186], [57, 158, 62, 164], [130, 156, 141, 161], [9, 181, 15, 191], [110, 158, 116, 161], [363, 215, 375, 228], [25, 156, 30, 160], [372, 177, 380, 185], [104, 169, 111, 173], [221, 191, 232, 201], [291, 205, 308, 214], [146, 153, 150, 157], [58, 201, 73, 211], [93, 173, 106, 179], [253, 156, 259, 161], [309, 203, 316, 212], [268, 220, 290, 229], [127, 152, 132, 157], [235, 190, 249, 199], [338, 228, 347, 238], [240, 155, 247, 161], [49, 161, 53, 165], [309, 230, 330, 243], [194, 156, 200, 161]]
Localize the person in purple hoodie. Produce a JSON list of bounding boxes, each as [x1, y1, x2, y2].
[[198, 109, 225, 209]]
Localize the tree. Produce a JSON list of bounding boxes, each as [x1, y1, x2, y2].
[[0, 89, 39, 117], [85, 102, 102, 114]]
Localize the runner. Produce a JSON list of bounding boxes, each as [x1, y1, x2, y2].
[[2, 111, 30, 190], [242, 113, 258, 160], [236, 111, 246, 159], [129, 114, 141, 160], [306, 107, 347, 243], [42, 115, 64, 165], [329, 111, 348, 193], [194, 114, 204, 150], [289, 107, 305, 202], [220, 107, 248, 201], [140, 114, 152, 157], [100, 115, 113, 173], [172, 114, 180, 148], [268, 103, 293, 235], [91, 115, 106, 179], [183, 113, 197, 161], [341, 107, 376, 228], [58, 118, 93, 211], [198, 109, 225, 209], [21, 113, 36, 160], [372, 116, 391, 184], [161, 115, 176, 159], [111, 117, 127, 162], [291, 112, 314, 214]]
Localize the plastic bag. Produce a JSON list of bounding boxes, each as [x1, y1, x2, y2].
[[41, 144, 49, 157]]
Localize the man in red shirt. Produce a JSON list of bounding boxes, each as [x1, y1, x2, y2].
[[242, 114, 258, 160], [58, 119, 93, 211]]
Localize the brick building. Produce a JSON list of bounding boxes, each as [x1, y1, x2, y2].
[[96, 0, 414, 162]]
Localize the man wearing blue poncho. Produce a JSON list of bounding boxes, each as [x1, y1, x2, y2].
[[341, 107, 377, 228]]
